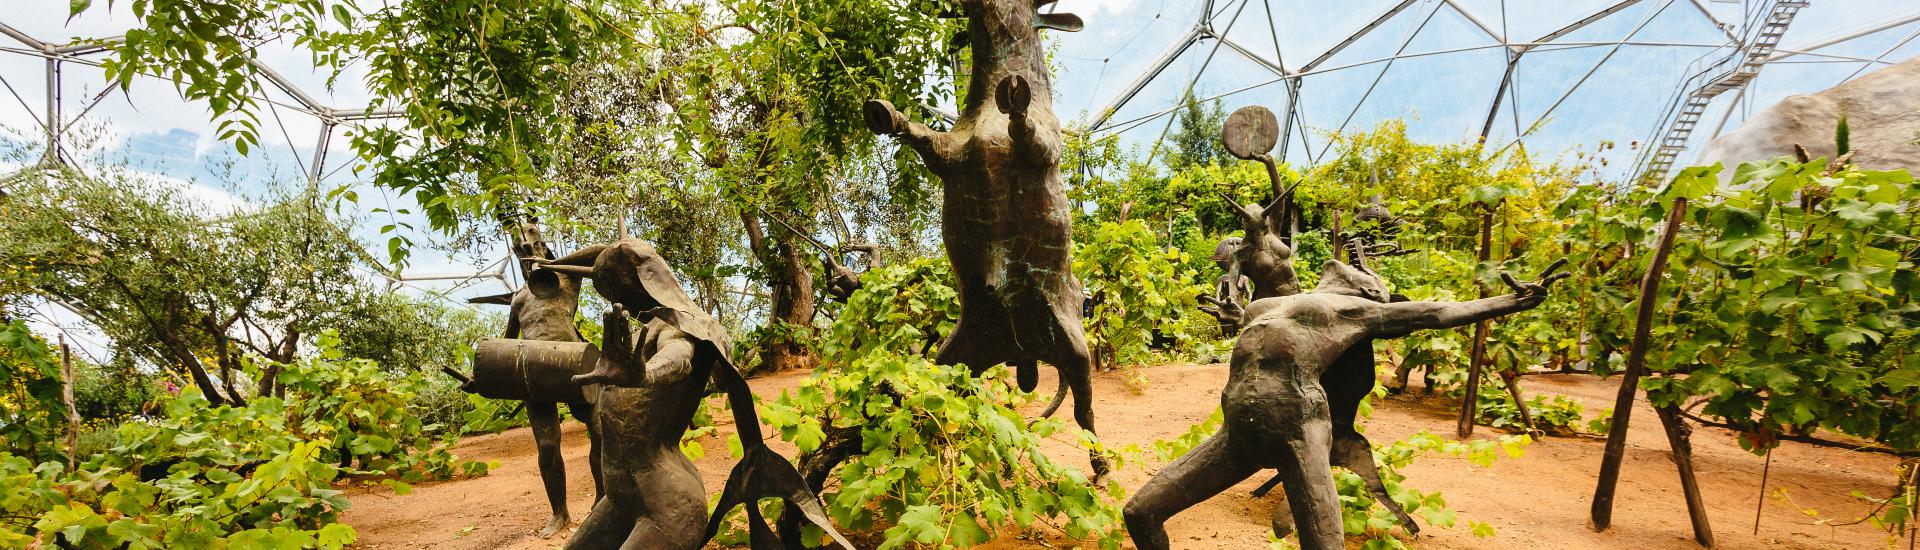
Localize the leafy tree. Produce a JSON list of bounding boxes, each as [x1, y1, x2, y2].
[[0, 167, 370, 406], [79, 0, 960, 374], [1165, 94, 1230, 171], [327, 290, 501, 376]]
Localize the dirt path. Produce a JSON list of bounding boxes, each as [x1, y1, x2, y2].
[[343, 364, 1905, 549]]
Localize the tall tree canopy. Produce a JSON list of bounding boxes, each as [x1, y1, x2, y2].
[[83, 0, 962, 370]]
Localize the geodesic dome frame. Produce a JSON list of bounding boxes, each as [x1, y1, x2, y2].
[[1052, 0, 1919, 180]]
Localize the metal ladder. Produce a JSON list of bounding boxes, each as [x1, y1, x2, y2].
[[1637, 0, 1808, 184]]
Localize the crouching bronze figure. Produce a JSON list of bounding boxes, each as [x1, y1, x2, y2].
[[1124, 259, 1568, 550], [535, 237, 852, 550]]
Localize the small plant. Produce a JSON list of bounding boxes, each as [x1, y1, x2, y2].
[[1473, 382, 1586, 435], [1329, 431, 1531, 548], [761, 354, 1126, 549]]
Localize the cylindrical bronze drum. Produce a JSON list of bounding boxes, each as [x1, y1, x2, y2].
[[470, 339, 600, 402]]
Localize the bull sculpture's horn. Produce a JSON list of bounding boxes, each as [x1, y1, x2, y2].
[[1033, 0, 1082, 32], [536, 264, 596, 277]]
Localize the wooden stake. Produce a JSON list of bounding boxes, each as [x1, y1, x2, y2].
[[1656, 404, 1715, 547], [60, 334, 78, 472], [1753, 449, 1771, 536], [1499, 369, 1537, 434], [1457, 206, 1495, 437], [1591, 197, 1688, 531]]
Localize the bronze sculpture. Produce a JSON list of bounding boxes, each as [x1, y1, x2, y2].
[[457, 226, 601, 539], [1124, 257, 1569, 550], [862, 0, 1105, 476], [1198, 236, 1251, 334], [1216, 106, 1302, 300], [532, 237, 853, 550]]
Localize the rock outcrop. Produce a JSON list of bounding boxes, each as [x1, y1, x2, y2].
[[1696, 56, 1920, 171]]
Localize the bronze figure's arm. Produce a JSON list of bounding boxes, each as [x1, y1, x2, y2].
[[864, 99, 957, 170], [541, 244, 606, 270], [503, 299, 523, 339], [1367, 259, 1570, 334], [642, 329, 696, 384]]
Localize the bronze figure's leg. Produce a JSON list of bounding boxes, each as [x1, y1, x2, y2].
[[528, 401, 572, 538], [568, 401, 604, 502], [1322, 340, 1418, 534], [567, 497, 635, 549], [1123, 432, 1260, 550], [1269, 400, 1343, 550]]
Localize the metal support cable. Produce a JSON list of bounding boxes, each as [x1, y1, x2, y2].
[[1494, 0, 1680, 156], [1316, 0, 1449, 161]]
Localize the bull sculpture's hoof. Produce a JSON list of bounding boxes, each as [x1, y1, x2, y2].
[[538, 515, 569, 539], [863, 99, 907, 135]]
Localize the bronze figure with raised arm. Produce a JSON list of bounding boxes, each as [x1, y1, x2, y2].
[[455, 224, 601, 539], [1124, 258, 1570, 550], [536, 236, 853, 550]]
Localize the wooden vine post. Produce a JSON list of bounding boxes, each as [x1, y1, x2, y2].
[[60, 334, 79, 472], [1591, 194, 1713, 547], [1457, 204, 1497, 436]]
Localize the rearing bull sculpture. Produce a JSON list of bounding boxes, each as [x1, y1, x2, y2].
[[862, 0, 1107, 477]]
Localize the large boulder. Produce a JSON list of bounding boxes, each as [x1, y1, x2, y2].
[[1695, 56, 1920, 172]]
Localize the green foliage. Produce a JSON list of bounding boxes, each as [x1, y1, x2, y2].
[[1473, 383, 1586, 435], [820, 257, 959, 364], [71, 357, 159, 428], [1635, 160, 1920, 452], [764, 255, 1127, 548], [1075, 221, 1206, 372], [762, 353, 1125, 549], [1151, 408, 1224, 462], [1329, 432, 1531, 548], [278, 331, 484, 478], [0, 321, 66, 462], [0, 331, 487, 548]]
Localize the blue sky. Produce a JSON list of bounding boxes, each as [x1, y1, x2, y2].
[[3, 0, 1917, 354]]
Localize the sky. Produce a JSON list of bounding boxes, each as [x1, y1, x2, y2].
[[3, 0, 1917, 357]]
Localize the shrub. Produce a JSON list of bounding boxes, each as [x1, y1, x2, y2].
[[0, 331, 489, 548]]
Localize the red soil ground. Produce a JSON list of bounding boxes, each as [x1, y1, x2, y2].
[[343, 364, 1907, 549]]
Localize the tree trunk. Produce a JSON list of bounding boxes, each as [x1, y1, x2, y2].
[[60, 335, 79, 472], [161, 332, 230, 407], [1498, 369, 1536, 434], [742, 212, 818, 373], [257, 329, 297, 398]]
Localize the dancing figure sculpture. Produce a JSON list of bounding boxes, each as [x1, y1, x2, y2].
[[1217, 106, 1302, 300], [862, 0, 1106, 476], [457, 225, 601, 538], [535, 236, 852, 550], [1124, 258, 1569, 550]]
